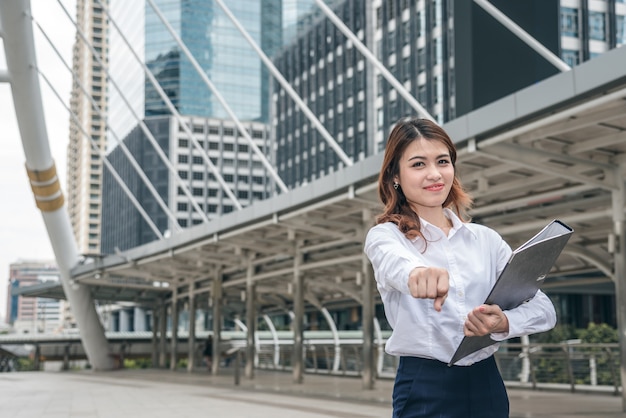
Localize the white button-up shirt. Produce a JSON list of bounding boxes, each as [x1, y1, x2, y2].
[[364, 209, 556, 366]]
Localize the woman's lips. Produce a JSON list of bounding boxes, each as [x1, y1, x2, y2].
[[425, 183, 445, 192]]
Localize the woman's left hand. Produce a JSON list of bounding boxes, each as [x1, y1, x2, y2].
[[464, 304, 509, 337]]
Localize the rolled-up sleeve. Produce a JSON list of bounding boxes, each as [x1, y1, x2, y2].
[[364, 224, 427, 295], [491, 290, 557, 341]]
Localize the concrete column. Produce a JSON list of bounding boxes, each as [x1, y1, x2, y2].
[[361, 255, 376, 389], [151, 306, 158, 367], [611, 169, 626, 411], [33, 344, 41, 371], [158, 301, 167, 368], [187, 283, 196, 372], [292, 245, 304, 384], [212, 270, 223, 375], [170, 285, 179, 370], [119, 309, 130, 332], [134, 307, 147, 332], [245, 257, 256, 379]]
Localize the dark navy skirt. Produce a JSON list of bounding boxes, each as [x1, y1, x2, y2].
[[392, 355, 509, 418]]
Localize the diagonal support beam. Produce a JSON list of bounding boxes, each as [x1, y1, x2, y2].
[[147, 0, 294, 189], [480, 143, 618, 190], [473, 0, 570, 72], [314, 0, 434, 121], [213, 0, 354, 167]]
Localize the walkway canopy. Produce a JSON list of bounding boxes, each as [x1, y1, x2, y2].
[[69, 45, 626, 314]]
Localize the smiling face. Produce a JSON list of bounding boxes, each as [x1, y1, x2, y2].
[[394, 138, 455, 219]]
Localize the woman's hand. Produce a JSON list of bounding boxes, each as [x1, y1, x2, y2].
[[408, 267, 449, 312], [464, 304, 509, 336]]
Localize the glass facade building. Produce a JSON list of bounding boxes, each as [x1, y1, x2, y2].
[[101, 116, 271, 253], [272, 0, 626, 190], [559, 0, 626, 67], [145, 0, 283, 122]]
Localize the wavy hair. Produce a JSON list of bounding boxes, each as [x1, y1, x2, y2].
[[375, 117, 473, 240]]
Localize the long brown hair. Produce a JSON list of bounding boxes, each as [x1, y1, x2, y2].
[[375, 117, 473, 240]]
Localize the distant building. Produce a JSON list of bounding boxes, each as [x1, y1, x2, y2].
[[66, 0, 110, 255], [271, 0, 626, 189], [101, 115, 271, 253], [144, 0, 283, 123], [4, 261, 67, 334]]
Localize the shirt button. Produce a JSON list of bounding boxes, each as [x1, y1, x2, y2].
[[457, 290, 464, 297]]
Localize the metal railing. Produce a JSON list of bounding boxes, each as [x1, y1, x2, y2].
[[2, 330, 621, 394]]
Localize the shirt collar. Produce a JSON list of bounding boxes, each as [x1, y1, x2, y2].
[[411, 208, 476, 241]]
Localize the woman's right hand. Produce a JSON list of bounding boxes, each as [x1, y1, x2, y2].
[[408, 267, 449, 312]]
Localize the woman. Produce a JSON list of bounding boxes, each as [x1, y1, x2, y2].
[[364, 117, 556, 418]]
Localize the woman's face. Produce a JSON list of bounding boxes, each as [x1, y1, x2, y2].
[[394, 138, 454, 215]]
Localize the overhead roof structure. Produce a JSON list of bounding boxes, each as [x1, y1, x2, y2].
[[62, 45, 626, 315]]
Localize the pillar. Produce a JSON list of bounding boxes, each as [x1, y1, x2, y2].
[[187, 283, 196, 372], [212, 270, 223, 375], [612, 169, 626, 411], [151, 305, 158, 367], [292, 245, 304, 383], [170, 284, 179, 370], [158, 301, 167, 368], [245, 257, 256, 379], [361, 255, 376, 389]]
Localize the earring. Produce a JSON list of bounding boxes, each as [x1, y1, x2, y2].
[[393, 182, 399, 190]]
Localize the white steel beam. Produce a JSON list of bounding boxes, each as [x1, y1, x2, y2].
[[213, 0, 354, 167], [96, 0, 287, 197], [0, 70, 9, 83], [146, 0, 294, 190], [473, 0, 571, 72], [314, 0, 434, 121], [56, 0, 221, 217], [37, 67, 164, 239], [0, 0, 113, 370]]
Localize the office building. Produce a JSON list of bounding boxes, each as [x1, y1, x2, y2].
[[66, 0, 110, 255], [271, 0, 626, 189], [144, 0, 283, 123], [101, 115, 271, 253], [4, 261, 67, 334]]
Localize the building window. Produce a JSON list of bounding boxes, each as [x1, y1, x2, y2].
[[178, 155, 188, 164], [561, 7, 578, 37], [589, 11, 606, 41], [177, 202, 188, 211], [178, 139, 188, 148], [617, 15, 626, 46], [561, 49, 579, 67], [192, 187, 203, 196]]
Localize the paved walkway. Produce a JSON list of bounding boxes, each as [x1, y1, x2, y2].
[[2, 367, 626, 417]]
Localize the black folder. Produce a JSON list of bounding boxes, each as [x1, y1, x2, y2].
[[448, 220, 574, 366]]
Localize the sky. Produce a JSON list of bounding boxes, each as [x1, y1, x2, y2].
[[0, 1, 76, 321]]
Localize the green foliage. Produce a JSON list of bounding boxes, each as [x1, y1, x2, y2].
[[531, 324, 577, 343], [123, 358, 152, 369], [578, 323, 618, 344], [17, 358, 37, 371], [577, 323, 619, 386]]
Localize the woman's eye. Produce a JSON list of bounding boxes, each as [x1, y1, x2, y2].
[[438, 159, 450, 165], [411, 162, 424, 167]]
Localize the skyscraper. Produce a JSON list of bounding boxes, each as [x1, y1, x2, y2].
[[271, 0, 626, 189], [144, 0, 283, 122], [66, 0, 110, 254]]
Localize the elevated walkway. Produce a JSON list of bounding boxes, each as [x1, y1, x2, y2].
[[1, 368, 624, 417]]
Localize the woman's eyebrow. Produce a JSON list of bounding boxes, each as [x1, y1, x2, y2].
[[407, 153, 449, 161]]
